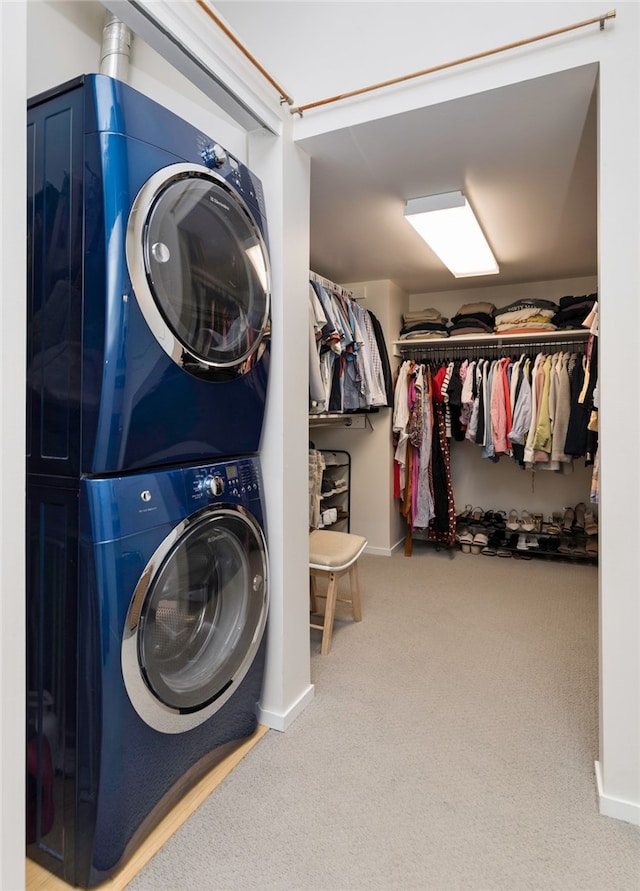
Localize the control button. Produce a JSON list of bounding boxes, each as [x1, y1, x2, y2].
[[229, 156, 239, 171]]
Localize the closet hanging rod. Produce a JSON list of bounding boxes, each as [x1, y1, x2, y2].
[[310, 270, 353, 299], [291, 10, 616, 115], [395, 336, 589, 360], [393, 328, 589, 352]]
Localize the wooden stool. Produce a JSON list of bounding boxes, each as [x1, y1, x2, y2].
[[309, 529, 367, 655]]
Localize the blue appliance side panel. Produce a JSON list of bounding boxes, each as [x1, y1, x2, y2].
[[26, 84, 88, 478], [26, 475, 85, 887]]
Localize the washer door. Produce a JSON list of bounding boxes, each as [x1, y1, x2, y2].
[[122, 505, 268, 733], [126, 163, 270, 380]]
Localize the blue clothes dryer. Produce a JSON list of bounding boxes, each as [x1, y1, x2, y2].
[[26, 456, 269, 888], [27, 74, 271, 477]]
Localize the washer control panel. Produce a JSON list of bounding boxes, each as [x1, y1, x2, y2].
[[186, 458, 261, 504]]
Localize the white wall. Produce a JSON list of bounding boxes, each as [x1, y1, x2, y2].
[[1, 3, 26, 888], [250, 119, 315, 727], [286, 2, 639, 824]]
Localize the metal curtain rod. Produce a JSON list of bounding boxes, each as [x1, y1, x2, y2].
[[194, 0, 294, 105], [291, 10, 616, 116]]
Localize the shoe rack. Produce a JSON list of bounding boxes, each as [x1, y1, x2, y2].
[[455, 504, 598, 562]]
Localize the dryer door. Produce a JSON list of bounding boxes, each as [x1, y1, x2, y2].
[[122, 504, 268, 733], [126, 163, 270, 381]]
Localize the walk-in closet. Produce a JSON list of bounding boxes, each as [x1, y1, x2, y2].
[[309, 276, 599, 568]]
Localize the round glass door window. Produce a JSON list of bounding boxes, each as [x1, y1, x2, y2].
[[122, 506, 268, 733], [126, 163, 270, 379]]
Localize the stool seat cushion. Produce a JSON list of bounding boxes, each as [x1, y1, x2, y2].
[[309, 529, 368, 571]]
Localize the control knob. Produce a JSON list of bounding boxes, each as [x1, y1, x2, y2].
[[202, 143, 226, 168], [202, 475, 224, 496]]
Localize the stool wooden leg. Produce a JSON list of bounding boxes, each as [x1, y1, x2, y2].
[[321, 571, 338, 655], [349, 562, 363, 622], [309, 573, 318, 614]]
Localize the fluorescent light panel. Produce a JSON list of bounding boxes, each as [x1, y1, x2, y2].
[[404, 191, 499, 278]]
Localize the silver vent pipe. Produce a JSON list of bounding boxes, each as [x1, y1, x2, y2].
[[99, 13, 133, 81]]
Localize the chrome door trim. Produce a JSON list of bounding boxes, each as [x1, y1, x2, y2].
[[126, 162, 271, 373], [121, 503, 268, 734]]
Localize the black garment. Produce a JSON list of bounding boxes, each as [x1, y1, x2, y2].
[[447, 363, 465, 441], [400, 321, 449, 337], [428, 403, 456, 546], [450, 311, 495, 329], [564, 337, 598, 458]]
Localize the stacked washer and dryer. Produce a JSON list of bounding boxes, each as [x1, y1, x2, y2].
[[26, 74, 271, 887]]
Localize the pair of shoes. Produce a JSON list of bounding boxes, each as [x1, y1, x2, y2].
[[520, 510, 536, 532], [573, 502, 587, 531], [506, 509, 520, 531], [471, 532, 488, 555], [496, 548, 512, 558], [584, 509, 598, 536], [456, 504, 473, 521], [458, 531, 474, 554], [562, 507, 575, 531], [558, 535, 577, 555], [517, 534, 539, 551]]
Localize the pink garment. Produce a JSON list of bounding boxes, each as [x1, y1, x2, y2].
[[490, 358, 508, 454]]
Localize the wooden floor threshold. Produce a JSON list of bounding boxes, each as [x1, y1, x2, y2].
[[26, 724, 269, 890]]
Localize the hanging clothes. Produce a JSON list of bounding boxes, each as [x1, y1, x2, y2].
[[393, 359, 456, 551], [308, 275, 393, 415]]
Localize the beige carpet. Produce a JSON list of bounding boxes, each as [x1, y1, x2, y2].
[[128, 547, 639, 890]]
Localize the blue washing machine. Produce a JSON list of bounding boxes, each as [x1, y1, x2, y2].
[[27, 74, 271, 477], [26, 456, 269, 888]]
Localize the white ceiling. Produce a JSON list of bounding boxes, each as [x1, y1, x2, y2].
[[216, 3, 598, 295]]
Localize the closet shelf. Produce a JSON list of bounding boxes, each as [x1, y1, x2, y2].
[[393, 327, 589, 355], [309, 413, 373, 429]]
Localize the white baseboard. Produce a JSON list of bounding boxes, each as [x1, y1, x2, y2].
[[258, 683, 315, 732], [364, 544, 394, 557], [594, 760, 640, 825]]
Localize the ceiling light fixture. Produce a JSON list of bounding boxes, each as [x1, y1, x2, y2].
[[404, 191, 499, 278]]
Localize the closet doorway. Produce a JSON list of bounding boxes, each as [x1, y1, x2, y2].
[[301, 61, 600, 777]]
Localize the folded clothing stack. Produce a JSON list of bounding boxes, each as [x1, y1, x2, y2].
[[399, 307, 449, 340], [493, 298, 558, 334], [448, 301, 495, 336], [550, 293, 598, 329]]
